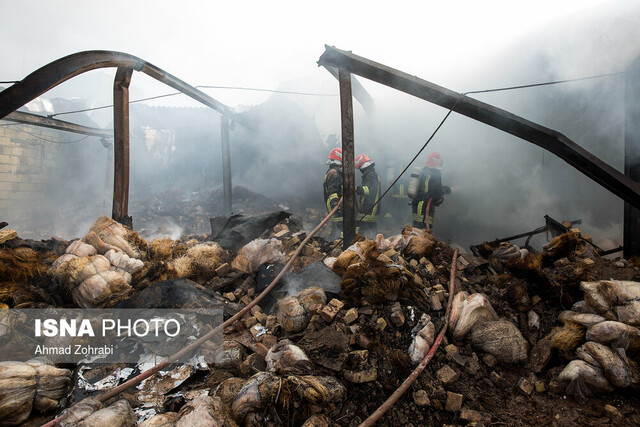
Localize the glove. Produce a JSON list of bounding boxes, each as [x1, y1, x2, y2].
[[443, 185, 451, 195], [356, 186, 365, 195]]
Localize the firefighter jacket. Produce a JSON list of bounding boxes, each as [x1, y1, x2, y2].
[[391, 176, 409, 199], [358, 165, 381, 223], [323, 165, 343, 222], [410, 167, 444, 224]]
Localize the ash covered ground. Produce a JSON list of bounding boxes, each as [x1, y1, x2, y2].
[[0, 187, 639, 427]]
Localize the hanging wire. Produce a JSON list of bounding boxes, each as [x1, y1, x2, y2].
[[196, 85, 338, 96], [18, 128, 91, 144], [324, 94, 465, 255], [48, 85, 337, 118], [465, 71, 625, 95], [327, 70, 627, 250], [49, 92, 183, 117]]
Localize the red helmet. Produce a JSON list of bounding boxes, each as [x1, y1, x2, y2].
[[327, 147, 343, 165], [355, 154, 373, 169], [426, 152, 443, 169]]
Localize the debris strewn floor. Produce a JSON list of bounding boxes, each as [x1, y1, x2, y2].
[[1, 212, 639, 426]]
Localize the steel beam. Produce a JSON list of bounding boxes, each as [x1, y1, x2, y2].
[[102, 138, 114, 210], [322, 65, 375, 116], [221, 116, 232, 214], [3, 111, 112, 137], [624, 57, 640, 257], [0, 50, 240, 228], [318, 45, 640, 209], [112, 67, 133, 227], [339, 69, 356, 249], [0, 51, 234, 120]]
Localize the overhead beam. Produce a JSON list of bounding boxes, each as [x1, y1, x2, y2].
[[0, 51, 234, 120], [3, 110, 112, 138], [322, 65, 375, 116], [0, 50, 240, 228], [318, 45, 640, 209]]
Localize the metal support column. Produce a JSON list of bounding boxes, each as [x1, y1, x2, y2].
[[624, 58, 640, 257], [112, 67, 133, 228], [221, 116, 232, 214], [339, 69, 356, 249], [4, 111, 112, 137], [318, 46, 640, 208], [101, 138, 114, 210]]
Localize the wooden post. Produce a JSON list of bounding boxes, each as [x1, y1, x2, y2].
[[624, 57, 640, 257], [112, 67, 133, 228], [318, 46, 640, 208], [102, 138, 114, 210], [221, 115, 232, 214], [339, 69, 356, 249]]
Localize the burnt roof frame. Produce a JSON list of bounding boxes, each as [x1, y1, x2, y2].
[[0, 50, 237, 225], [317, 45, 640, 210]]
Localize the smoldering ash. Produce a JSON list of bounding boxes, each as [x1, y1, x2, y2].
[[34, 318, 181, 338]]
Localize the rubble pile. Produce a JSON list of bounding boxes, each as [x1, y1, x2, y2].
[[0, 360, 71, 425], [552, 279, 640, 403], [0, 216, 639, 425], [0, 230, 66, 308], [48, 216, 146, 308], [133, 186, 323, 239]]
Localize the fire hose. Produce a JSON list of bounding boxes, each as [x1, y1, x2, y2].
[[359, 248, 458, 427], [425, 197, 433, 232], [41, 198, 343, 427]]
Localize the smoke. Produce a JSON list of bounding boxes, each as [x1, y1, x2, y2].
[[359, 1, 639, 252], [3, 0, 639, 255], [283, 275, 306, 299], [139, 221, 184, 241]]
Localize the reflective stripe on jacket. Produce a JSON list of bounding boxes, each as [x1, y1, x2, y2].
[[323, 166, 343, 222], [358, 166, 381, 223]]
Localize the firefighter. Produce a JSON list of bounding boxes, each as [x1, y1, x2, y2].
[[409, 152, 451, 231], [387, 160, 410, 228], [323, 147, 343, 240], [355, 154, 381, 238]]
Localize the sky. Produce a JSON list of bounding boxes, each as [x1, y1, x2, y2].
[[0, 0, 614, 108]]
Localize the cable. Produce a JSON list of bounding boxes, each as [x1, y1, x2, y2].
[[325, 94, 464, 255], [40, 197, 343, 427], [360, 249, 458, 426], [465, 71, 625, 95], [0, 81, 19, 84], [49, 85, 337, 118], [50, 92, 183, 117], [196, 85, 337, 97], [323, 70, 625, 252], [43, 72, 619, 119], [19, 128, 90, 144]]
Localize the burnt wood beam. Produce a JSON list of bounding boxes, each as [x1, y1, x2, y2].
[[339, 69, 356, 249], [318, 45, 640, 209], [3, 111, 112, 137], [112, 67, 133, 227]]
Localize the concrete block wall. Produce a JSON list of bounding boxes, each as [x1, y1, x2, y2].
[[0, 123, 69, 236]]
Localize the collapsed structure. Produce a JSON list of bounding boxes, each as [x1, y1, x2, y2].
[[1, 47, 640, 426], [0, 209, 639, 426]]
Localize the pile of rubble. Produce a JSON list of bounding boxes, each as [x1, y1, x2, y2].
[[132, 186, 324, 240], [1, 213, 639, 426]]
